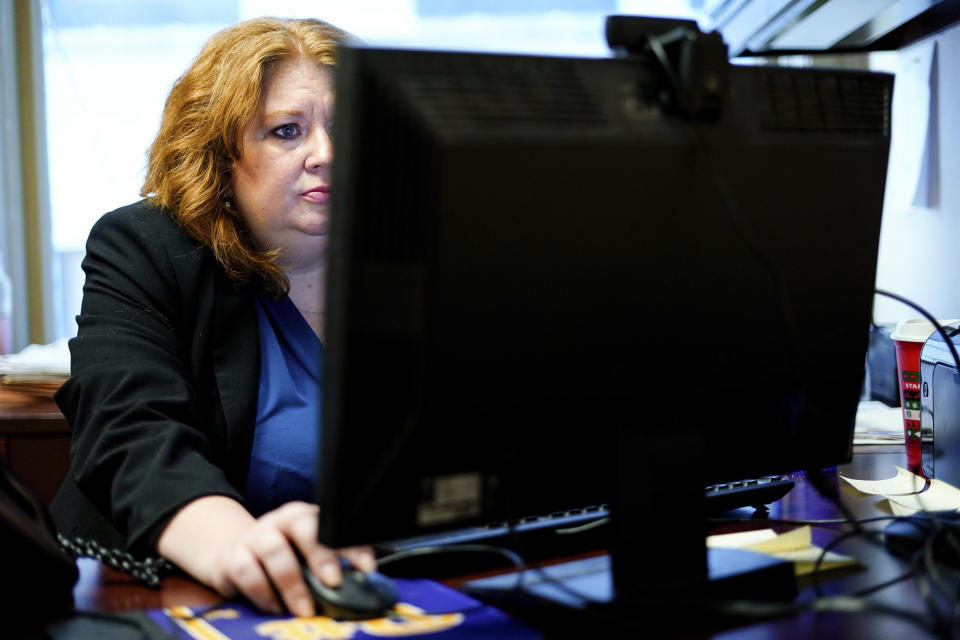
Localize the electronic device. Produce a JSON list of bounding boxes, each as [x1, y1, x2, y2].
[[920, 321, 960, 485], [884, 510, 960, 569], [382, 473, 796, 557], [867, 323, 900, 407], [299, 557, 398, 620], [319, 15, 892, 616]]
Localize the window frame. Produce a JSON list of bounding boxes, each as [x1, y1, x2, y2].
[[2, 0, 56, 351]]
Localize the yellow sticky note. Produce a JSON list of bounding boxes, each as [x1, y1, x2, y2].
[[707, 526, 858, 577]]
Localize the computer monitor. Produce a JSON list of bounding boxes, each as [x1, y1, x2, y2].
[[319, 16, 892, 606]]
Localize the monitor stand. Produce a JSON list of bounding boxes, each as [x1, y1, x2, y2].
[[463, 427, 796, 632]]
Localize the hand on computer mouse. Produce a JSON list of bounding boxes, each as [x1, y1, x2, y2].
[[300, 556, 399, 620], [158, 498, 377, 618]]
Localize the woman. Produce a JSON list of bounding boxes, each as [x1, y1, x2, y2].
[[50, 17, 372, 618]]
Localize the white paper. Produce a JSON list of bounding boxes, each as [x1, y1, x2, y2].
[[840, 466, 926, 496], [0, 339, 71, 376], [887, 479, 960, 512], [854, 400, 905, 444]]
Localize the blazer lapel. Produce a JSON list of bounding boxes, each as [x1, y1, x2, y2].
[[211, 275, 259, 484]]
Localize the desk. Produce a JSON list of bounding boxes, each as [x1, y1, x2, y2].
[[65, 445, 949, 639], [0, 388, 70, 505], [712, 444, 935, 640]]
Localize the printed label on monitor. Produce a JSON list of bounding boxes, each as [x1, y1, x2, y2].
[[417, 473, 482, 527]]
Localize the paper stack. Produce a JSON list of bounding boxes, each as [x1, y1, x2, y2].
[[0, 339, 70, 398], [841, 466, 960, 516]]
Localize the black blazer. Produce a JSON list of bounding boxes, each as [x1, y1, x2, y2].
[[51, 200, 260, 553]]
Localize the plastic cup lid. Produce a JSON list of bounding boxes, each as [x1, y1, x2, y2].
[[891, 318, 960, 342]]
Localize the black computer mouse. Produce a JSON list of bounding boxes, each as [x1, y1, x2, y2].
[[300, 556, 398, 620]]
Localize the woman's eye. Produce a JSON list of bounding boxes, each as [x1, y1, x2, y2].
[[273, 124, 300, 139]]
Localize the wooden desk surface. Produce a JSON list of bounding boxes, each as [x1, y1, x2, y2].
[[0, 387, 70, 506], [0, 387, 67, 432], [65, 445, 952, 639]]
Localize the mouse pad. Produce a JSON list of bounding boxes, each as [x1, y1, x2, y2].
[[146, 577, 542, 639]]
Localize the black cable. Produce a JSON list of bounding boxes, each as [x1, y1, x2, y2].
[[709, 511, 950, 621], [851, 306, 960, 635], [919, 523, 960, 629], [378, 543, 526, 585], [377, 541, 607, 620], [798, 467, 960, 633], [501, 517, 606, 607], [853, 565, 920, 597], [813, 507, 960, 634], [712, 511, 910, 599], [805, 468, 869, 539], [810, 522, 884, 597], [716, 596, 938, 635], [377, 542, 530, 609], [444, 490, 942, 626], [864, 511, 960, 634], [381, 534, 951, 636], [711, 514, 900, 528], [875, 288, 960, 372]]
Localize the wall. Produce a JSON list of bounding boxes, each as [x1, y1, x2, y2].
[[873, 21, 960, 324]]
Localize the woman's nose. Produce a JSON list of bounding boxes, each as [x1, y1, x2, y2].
[[306, 126, 333, 171]]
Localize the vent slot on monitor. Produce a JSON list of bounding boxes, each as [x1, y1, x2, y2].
[[388, 54, 606, 132], [352, 73, 433, 265], [760, 70, 891, 135]]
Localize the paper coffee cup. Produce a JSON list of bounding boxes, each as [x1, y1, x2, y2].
[[891, 318, 958, 474]]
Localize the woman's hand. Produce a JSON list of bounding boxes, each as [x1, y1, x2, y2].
[[157, 496, 375, 617]]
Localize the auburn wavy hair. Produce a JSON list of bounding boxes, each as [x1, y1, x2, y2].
[[141, 17, 350, 296]]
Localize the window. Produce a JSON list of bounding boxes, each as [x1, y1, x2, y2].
[[38, 0, 699, 340], [42, 0, 239, 339]]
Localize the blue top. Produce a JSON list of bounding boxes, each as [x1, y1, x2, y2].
[[243, 292, 322, 516]]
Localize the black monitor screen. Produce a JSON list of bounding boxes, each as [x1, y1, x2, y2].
[[319, 29, 892, 598]]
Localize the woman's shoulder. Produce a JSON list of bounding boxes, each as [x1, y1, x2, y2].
[[85, 199, 223, 288], [92, 198, 191, 240], [89, 199, 208, 259]]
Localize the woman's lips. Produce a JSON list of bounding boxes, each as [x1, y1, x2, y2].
[[303, 187, 329, 204]]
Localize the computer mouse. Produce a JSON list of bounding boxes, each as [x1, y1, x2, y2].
[[300, 556, 398, 620]]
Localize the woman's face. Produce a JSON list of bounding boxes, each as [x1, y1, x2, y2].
[[232, 56, 334, 267]]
